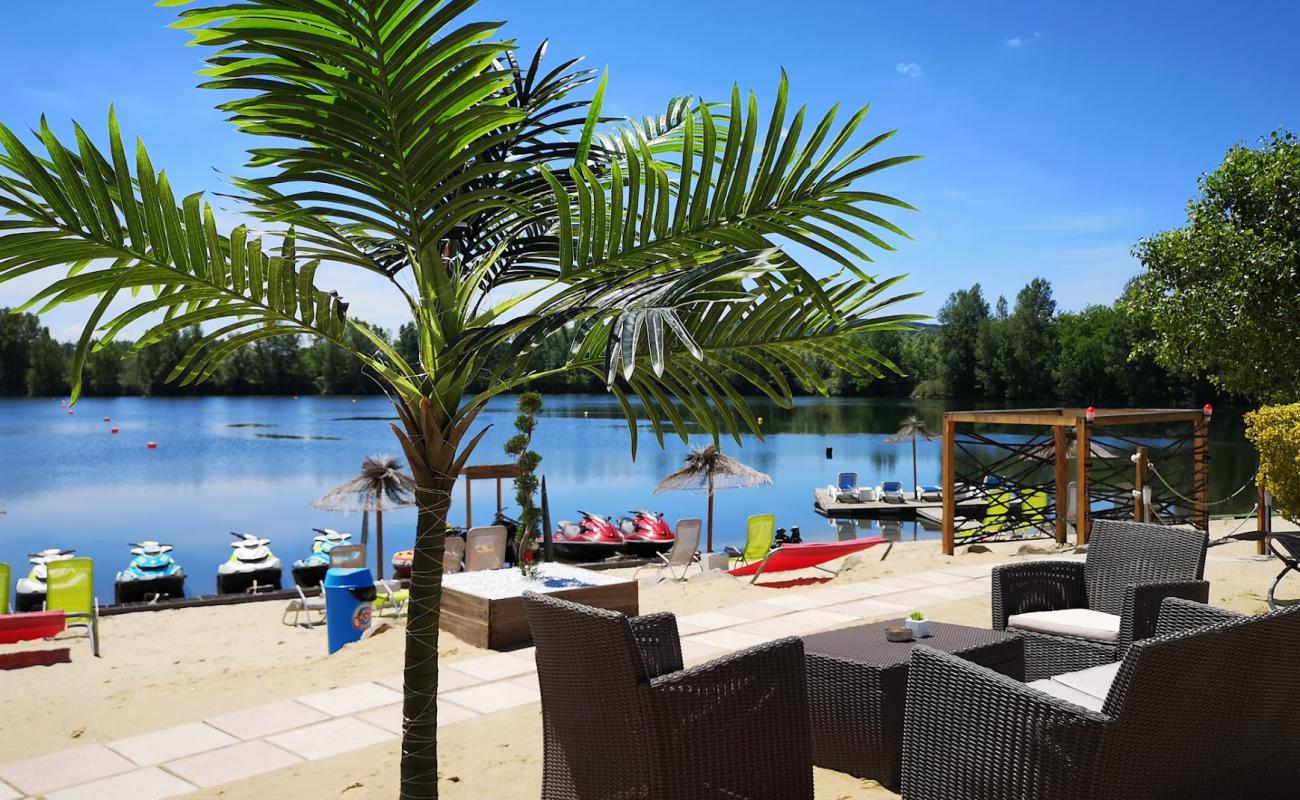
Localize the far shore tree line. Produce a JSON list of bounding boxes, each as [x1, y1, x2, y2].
[[0, 280, 1214, 405]]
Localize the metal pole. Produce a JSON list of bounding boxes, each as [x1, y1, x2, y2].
[[1134, 446, 1148, 523], [541, 475, 554, 562], [1076, 417, 1091, 545]]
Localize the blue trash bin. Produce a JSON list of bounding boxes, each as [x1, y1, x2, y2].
[[323, 567, 376, 654]]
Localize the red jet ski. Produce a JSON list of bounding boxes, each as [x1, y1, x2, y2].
[[552, 511, 625, 562], [617, 510, 675, 556]]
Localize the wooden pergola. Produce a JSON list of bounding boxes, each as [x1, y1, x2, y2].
[[940, 408, 1210, 555], [460, 463, 520, 528]]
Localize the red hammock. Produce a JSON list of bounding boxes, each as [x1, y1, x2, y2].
[[727, 538, 889, 584]]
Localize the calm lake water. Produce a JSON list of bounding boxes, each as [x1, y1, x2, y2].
[[0, 395, 1260, 598]]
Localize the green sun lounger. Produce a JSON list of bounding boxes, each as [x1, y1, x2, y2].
[[725, 514, 777, 565], [45, 558, 100, 657]]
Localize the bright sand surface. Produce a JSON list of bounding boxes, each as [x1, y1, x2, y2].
[[2, 516, 1293, 799]]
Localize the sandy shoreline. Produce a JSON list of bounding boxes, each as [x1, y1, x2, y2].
[[2, 518, 1292, 798]]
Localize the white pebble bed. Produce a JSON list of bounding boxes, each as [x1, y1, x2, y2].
[[444, 562, 628, 599]]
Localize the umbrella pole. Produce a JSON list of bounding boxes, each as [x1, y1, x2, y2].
[[376, 498, 384, 580], [707, 474, 715, 552], [912, 438, 918, 496]]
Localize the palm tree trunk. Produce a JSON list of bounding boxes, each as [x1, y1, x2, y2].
[[391, 395, 478, 800], [399, 470, 452, 799]]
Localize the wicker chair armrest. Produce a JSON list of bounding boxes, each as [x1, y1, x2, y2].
[[1153, 596, 1244, 638], [628, 611, 683, 678], [643, 637, 812, 798], [902, 645, 1108, 799], [1118, 580, 1210, 652], [991, 560, 1086, 629]]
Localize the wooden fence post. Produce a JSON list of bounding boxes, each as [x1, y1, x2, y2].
[[1054, 426, 1069, 544], [942, 415, 956, 556], [1134, 446, 1148, 523], [1076, 417, 1090, 545]]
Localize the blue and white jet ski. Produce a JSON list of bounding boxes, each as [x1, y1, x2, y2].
[[115, 541, 186, 604], [291, 528, 353, 588]]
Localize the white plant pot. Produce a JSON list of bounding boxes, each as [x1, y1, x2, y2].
[[905, 618, 931, 638]]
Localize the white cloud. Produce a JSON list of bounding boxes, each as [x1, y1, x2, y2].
[[1004, 32, 1042, 49], [895, 62, 923, 79]]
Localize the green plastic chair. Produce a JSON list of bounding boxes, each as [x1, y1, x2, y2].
[[0, 562, 9, 614], [978, 489, 1017, 536], [1018, 489, 1051, 532], [46, 557, 99, 657], [727, 514, 776, 565]]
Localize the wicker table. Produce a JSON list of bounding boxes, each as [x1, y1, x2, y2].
[[801, 620, 1023, 791]]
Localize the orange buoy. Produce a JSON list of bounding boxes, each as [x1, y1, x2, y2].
[[67, 410, 74, 415], [146, 441, 158, 449], [111, 427, 120, 434]]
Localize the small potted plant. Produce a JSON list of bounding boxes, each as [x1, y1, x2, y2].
[[904, 610, 931, 639]]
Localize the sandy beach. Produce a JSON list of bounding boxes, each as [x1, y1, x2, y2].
[[2, 517, 1292, 799]]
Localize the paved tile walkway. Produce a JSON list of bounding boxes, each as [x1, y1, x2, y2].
[[0, 558, 1025, 798]]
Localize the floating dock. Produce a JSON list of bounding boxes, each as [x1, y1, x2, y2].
[[814, 488, 987, 519]]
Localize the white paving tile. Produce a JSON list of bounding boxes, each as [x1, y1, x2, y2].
[[836, 579, 923, 598], [938, 563, 1001, 579], [266, 717, 394, 761], [0, 744, 136, 795], [205, 700, 330, 740], [675, 611, 749, 632], [688, 628, 770, 651], [761, 592, 840, 611], [779, 608, 859, 630], [912, 584, 987, 601], [0, 779, 19, 800], [45, 767, 195, 800], [823, 598, 909, 620], [679, 637, 728, 662], [441, 680, 540, 714], [354, 700, 480, 732], [903, 570, 977, 586], [163, 740, 301, 789], [375, 666, 484, 694], [732, 615, 824, 639], [296, 682, 403, 716], [719, 601, 793, 621], [108, 722, 238, 767], [451, 652, 537, 681]]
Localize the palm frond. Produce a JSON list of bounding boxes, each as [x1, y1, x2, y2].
[[0, 110, 349, 399]]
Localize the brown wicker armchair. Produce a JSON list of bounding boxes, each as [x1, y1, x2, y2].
[[522, 591, 813, 800], [992, 519, 1209, 679], [903, 599, 1300, 799]]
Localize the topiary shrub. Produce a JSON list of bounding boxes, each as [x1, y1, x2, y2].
[[1245, 403, 1300, 521]]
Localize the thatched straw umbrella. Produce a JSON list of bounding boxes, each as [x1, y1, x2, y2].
[[312, 455, 416, 579], [654, 445, 772, 552], [885, 416, 940, 493], [1026, 431, 1120, 461]]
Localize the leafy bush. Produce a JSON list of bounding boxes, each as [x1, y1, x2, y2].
[[1245, 403, 1300, 520]]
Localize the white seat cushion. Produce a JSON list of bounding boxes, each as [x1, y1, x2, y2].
[[1052, 661, 1121, 699], [1026, 678, 1106, 712], [1007, 608, 1121, 643]]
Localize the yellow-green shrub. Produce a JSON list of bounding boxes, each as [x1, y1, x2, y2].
[[1245, 404, 1300, 521]]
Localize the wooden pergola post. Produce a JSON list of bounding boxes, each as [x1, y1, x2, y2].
[[942, 414, 956, 556], [1076, 415, 1091, 545], [1193, 415, 1210, 530], [1134, 446, 1149, 523], [458, 464, 521, 530], [1256, 479, 1269, 556], [465, 478, 473, 529], [1053, 427, 1070, 545]]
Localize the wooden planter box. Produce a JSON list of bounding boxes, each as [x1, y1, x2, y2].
[[440, 567, 638, 650]]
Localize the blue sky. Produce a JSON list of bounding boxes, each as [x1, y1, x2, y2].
[[2, 1, 1298, 340]]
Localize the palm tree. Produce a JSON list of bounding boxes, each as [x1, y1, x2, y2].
[[886, 415, 939, 493], [655, 444, 772, 552], [0, 3, 923, 796], [312, 455, 417, 579]]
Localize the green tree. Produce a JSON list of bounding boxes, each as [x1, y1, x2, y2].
[[1127, 130, 1300, 402], [975, 295, 1012, 397], [0, 309, 42, 395], [25, 328, 68, 396], [937, 284, 989, 396], [0, 4, 922, 795], [1006, 277, 1057, 398]]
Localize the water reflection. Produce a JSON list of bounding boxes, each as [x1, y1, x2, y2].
[[0, 395, 1259, 598]]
